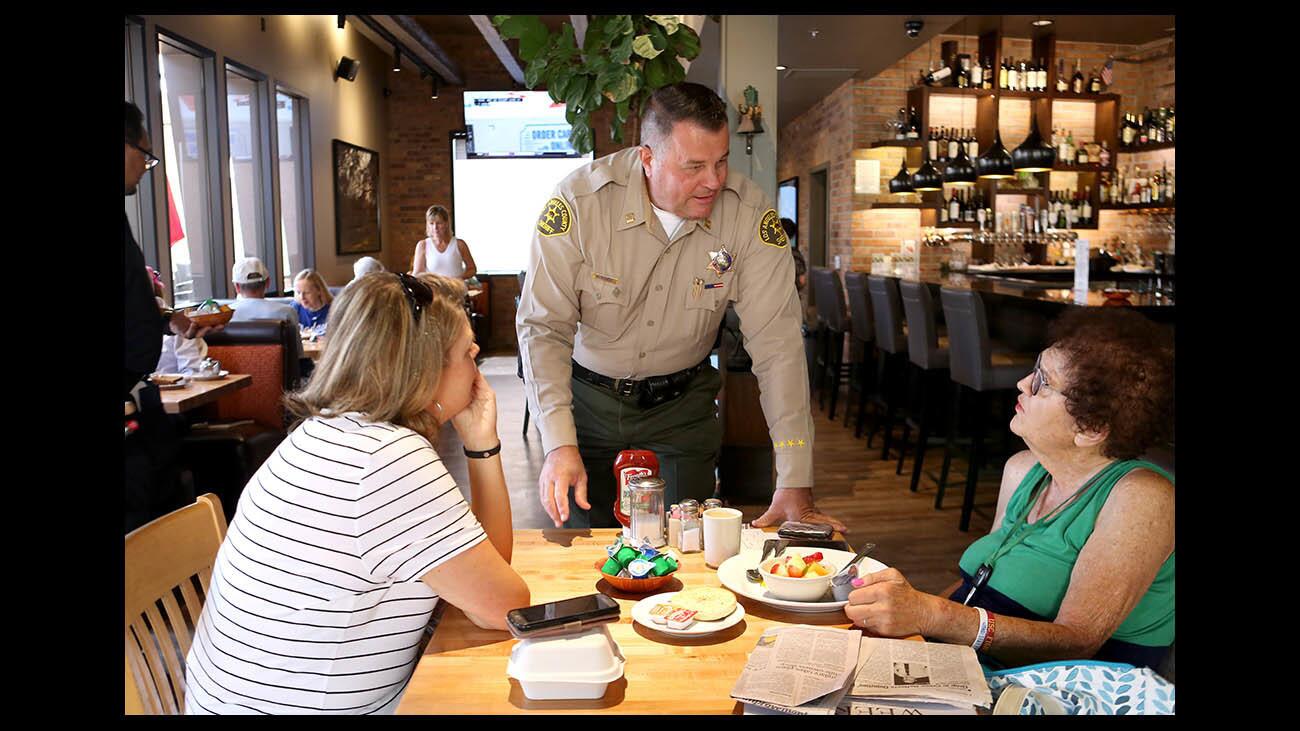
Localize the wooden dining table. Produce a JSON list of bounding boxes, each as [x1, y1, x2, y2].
[[157, 373, 251, 414], [301, 337, 324, 361], [396, 527, 912, 715]]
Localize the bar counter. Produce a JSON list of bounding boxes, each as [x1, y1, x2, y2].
[[869, 271, 1174, 352]]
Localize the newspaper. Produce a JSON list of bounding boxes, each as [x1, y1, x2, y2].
[[848, 637, 993, 709], [731, 625, 862, 711], [848, 699, 977, 715]]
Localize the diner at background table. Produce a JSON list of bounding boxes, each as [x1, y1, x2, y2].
[[291, 267, 333, 335], [413, 204, 479, 280]]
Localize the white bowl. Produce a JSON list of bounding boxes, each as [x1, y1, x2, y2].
[[758, 551, 842, 602], [506, 625, 624, 700]]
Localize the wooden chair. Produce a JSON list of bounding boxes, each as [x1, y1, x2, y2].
[[125, 493, 227, 715]]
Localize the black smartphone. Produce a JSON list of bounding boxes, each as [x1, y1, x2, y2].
[[778, 521, 834, 540], [506, 593, 620, 639]]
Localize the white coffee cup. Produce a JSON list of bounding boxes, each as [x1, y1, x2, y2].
[[703, 507, 743, 568]]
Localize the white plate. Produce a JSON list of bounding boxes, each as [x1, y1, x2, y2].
[[717, 549, 889, 614], [630, 591, 745, 636], [190, 370, 229, 381]]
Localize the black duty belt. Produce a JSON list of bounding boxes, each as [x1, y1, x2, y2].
[[572, 358, 710, 408]]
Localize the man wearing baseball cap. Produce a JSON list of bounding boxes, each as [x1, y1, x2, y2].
[[230, 256, 306, 365]]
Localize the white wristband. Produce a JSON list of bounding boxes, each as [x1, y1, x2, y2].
[[972, 607, 989, 651]]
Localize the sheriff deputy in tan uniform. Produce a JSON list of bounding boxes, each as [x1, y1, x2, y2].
[[517, 82, 846, 533]]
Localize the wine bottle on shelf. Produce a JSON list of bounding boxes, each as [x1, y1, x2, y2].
[[1087, 68, 1102, 94], [1038, 58, 1048, 91], [1099, 173, 1110, 204], [957, 57, 970, 88], [1077, 140, 1089, 165], [1167, 107, 1175, 142], [1056, 58, 1068, 92], [1098, 140, 1111, 168], [1021, 59, 1031, 91], [1056, 192, 1068, 229], [1006, 58, 1018, 91], [1066, 130, 1076, 165], [924, 64, 952, 86], [948, 187, 961, 222], [948, 130, 959, 161], [1120, 114, 1135, 147], [1071, 59, 1084, 94], [968, 129, 979, 160], [939, 189, 950, 223], [1081, 187, 1092, 225], [970, 57, 983, 88], [976, 189, 988, 226], [927, 128, 938, 161], [1138, 108, 1150, 145], [982, 58, 993, 89], [907, 107, 921, 139]]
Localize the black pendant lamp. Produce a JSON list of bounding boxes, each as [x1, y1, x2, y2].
[[889, 158, 914, 193], [1011, 104, 1056, 172], [911, 146, 943, 191], [977, 129, 1016, 179], [943, 142, 977, 186]]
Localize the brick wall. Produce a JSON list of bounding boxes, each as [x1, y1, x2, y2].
[[778, 30, 1174, 275]]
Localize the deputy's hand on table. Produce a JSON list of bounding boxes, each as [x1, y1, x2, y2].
[[843, 567, 937, 638], [449, 371, 499, 452], [538, 445, 589, 528], [168, 310, 223, 340], [750, 487, 848, 534]]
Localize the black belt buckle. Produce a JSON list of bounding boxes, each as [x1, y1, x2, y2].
[[616, 379, 637, 397]]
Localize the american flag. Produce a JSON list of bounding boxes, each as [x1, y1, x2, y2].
[[1101, 55, 1114, 86]]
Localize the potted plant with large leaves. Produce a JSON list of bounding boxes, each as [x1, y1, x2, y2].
[[493, 15, 701, 155]]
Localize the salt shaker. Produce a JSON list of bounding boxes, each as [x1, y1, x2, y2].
[[678, 499, 702, 553]]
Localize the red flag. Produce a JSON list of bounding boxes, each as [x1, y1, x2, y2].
[[166, 178, 185, 246]]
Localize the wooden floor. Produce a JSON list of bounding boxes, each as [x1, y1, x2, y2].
[[436, 356, 1005, 596]]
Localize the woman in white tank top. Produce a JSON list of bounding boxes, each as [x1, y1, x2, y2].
[[412, 204, 478, 279]]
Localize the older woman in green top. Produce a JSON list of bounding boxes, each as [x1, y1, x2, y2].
[[845, 308, 1174, 669]]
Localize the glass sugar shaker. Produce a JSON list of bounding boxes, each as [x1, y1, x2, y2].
[[678, 499, 702, 553]]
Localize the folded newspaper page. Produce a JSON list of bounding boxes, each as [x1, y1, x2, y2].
[[849, 637, 993, 709], [741, 633, 876, 715], [847, 699, 977, 715], [731, 625, 862, 709]]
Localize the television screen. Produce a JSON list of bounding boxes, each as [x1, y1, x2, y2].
[[463, 91, 580, 157]]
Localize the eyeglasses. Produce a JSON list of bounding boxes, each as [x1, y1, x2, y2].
[[1030, 353, 1053, 396], [127, 141, 160, 170], [396, 272, 433, 324]]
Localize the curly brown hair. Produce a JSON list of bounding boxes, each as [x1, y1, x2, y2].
[[1048, 308, 1174, 460]]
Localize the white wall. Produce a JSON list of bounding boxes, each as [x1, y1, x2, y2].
[[721, 15, 779, 202], [140, 15, 390, 290]]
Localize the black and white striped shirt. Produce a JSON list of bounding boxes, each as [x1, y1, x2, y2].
[[184, 412, 485, 714]]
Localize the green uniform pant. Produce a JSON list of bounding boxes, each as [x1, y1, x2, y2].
[[567, 365, 723, 529]]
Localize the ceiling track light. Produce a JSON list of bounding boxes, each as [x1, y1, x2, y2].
[[392, 48, 401, 72], [337, 14, 346, 30], [431, 75, 440, 100], [1031, 17, 1055, 27]]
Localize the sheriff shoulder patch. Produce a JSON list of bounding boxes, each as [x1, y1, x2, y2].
[[537, 197, 572, 237], [758, 209, 788, 248]]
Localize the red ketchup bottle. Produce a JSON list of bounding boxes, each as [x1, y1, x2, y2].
[[612, 449, 659, 528]]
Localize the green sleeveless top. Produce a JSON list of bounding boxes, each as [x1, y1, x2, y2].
[[958, 459, 1175, 647]]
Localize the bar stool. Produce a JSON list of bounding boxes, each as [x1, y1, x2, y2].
[[842, 271, 877, 438], [938, 287, 1035, 531], [896, 280, 950, 492], [865, 275, 909, 460], [810, 267, 851, 419]]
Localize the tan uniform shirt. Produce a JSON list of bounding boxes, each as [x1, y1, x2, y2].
[[517, 147, 814, 488]]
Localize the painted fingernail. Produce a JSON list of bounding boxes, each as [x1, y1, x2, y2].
[[851, 577, 866, 588]]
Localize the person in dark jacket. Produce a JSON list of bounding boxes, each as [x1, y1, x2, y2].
[[124, 101, 220, 532]]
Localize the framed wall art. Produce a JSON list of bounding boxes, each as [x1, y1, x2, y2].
[[332, 139, 381, 254]]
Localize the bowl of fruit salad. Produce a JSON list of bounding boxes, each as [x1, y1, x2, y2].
[[758, 551, 841, 602]]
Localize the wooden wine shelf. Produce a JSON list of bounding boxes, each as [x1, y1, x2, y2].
[[1051, 164, 1116, 173], [1098, 202, 1175, 211], [869, 201, 938, 209], [920, 87, 996, 97], [870, 139, 924, 148], [1117, 141, 1175, 154], [997, 89, 1051, 99]]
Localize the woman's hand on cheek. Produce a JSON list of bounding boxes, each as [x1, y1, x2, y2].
[[450, 370, 498, 451], [842, 568, 935, 638]]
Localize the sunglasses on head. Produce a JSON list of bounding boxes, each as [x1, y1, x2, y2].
[[395, 272, 433, 323]]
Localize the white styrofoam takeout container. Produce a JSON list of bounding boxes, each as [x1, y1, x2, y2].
[[506, 625, 625, 700]]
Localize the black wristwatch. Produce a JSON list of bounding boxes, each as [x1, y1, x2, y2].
[[463, 443, 502, 459]]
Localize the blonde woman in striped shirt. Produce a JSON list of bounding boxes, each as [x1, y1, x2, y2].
[[183, 272, 528, 714]]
